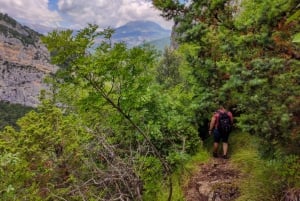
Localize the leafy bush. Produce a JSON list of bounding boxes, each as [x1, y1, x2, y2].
[[231, 132, 300, 201], [0, 101, 33, 130]]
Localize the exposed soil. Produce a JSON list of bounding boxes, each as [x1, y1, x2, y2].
[[183, 157, 242, 201]]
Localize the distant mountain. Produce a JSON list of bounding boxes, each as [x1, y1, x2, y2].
[[112, 20, 171, 48], [25, 19, 171, 50], [146, 37, 170, 52], [23, 23, 63, 35]]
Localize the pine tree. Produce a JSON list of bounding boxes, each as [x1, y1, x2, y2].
[[154, 0, 300, 155]]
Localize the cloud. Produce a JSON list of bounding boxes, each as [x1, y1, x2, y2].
[[57, 0, 173, 29], [0, 0, 62, 27], [0, 0, 173, 30]]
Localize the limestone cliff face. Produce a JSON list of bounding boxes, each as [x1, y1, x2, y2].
[[0, 13, 57, 107]]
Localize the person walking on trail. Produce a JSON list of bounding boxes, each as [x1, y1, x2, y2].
[[209, 105, 233, 159]]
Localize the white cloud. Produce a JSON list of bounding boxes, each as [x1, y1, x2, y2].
[[0, 0, 62, 27], [57, 0, 173, 29], [0, 0, 173, 30]]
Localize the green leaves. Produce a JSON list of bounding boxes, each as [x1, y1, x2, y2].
[[234, 0, 295, 29], [40, 23, 204, 200], [292, 32, 300, 43], [0, 100, 90, 200], [154, 0, 300, 157], [152, 0, 185, 20]]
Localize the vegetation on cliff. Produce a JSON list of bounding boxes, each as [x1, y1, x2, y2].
[[0, 13, 41, 46]]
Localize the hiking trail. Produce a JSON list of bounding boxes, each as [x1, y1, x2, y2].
[[183, 157, 242, 201]]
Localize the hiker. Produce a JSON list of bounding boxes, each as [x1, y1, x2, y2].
[[209, 105, 233, 159]]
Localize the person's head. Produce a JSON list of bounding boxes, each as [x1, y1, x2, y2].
[[218, 100, 226, 109]]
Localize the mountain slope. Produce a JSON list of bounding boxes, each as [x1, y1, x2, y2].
[[26, 19, 171, 49], [146, 37, 170, 52], [0, 13, 57, 107], [113, 20, 171, 47]]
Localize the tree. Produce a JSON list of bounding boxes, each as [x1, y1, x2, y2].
[[42, 24, 201, 200], [0, 100, 91, 200], [154, 0, 300, 155]]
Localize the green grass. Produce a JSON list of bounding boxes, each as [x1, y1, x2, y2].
[[229, 131, 300, 201]]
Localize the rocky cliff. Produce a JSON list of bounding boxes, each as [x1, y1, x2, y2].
[[0, 13, 57, 107]]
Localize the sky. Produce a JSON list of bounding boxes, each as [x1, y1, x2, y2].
[[0, 0, 174, 31]]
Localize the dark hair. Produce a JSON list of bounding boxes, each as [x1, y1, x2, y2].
[[218, 100, 225, 107]]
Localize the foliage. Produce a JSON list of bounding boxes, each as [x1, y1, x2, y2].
[[137, 156, 164, 200], [153, 0, 300, 198], [152, 0, 187, 20], [230, 132, 300, 201], [2, 0, 298, 199], [156, 48, 182, 88], [292, 32, 300, 43], [41, 24, 200, 200], [0, 99, 148, 200], [0, 101, 34, 130], [153, 0, 300, 155], [0, 100, 90, 200]]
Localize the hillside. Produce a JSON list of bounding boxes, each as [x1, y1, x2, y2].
[[113, 20, 171, 47], [0, 13, 57, 107], [147, 37, 170, 52], [25, 19, 171, 49]]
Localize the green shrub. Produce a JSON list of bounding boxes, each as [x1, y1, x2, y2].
[[0, 101, 34, 130], [230, 132, 300, 201]]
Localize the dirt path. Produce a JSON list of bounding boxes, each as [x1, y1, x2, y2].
[[183, 157, 242, 201]]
